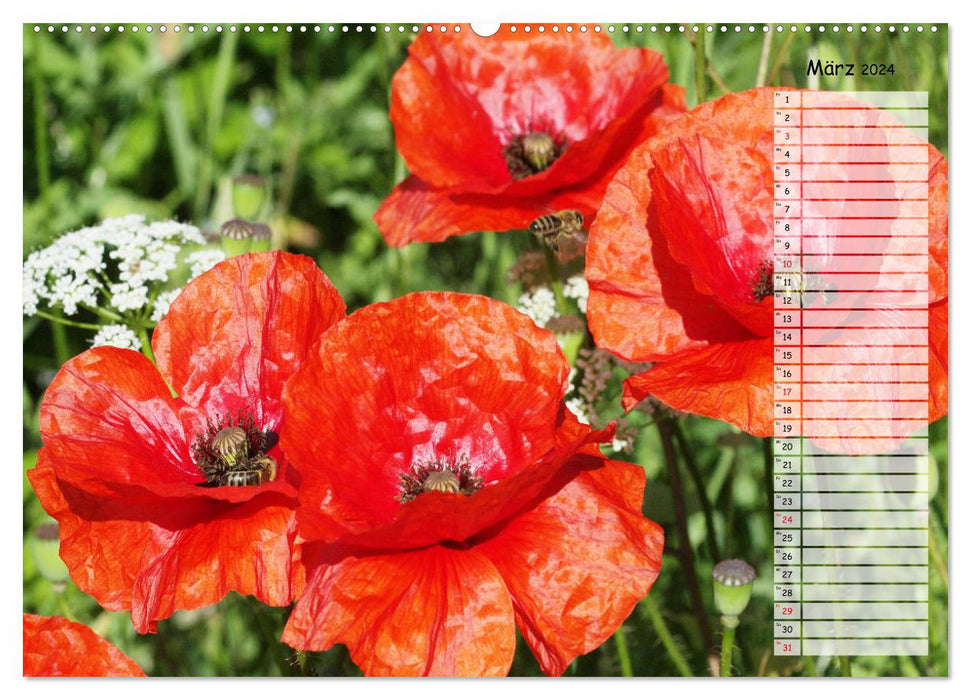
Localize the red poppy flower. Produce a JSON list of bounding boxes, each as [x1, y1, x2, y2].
[[586, 87, 948, 441], [23, 614, 145, 677], [27, 252, 345, 633], [280, 292, 663, 676], [374, 26, 685, 246]]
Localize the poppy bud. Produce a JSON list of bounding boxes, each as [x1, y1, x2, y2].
[[712, 558, 756, 627]]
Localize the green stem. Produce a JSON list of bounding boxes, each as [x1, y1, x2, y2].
[[245, 598, 291, 677], [163, 78, 197, 198], [768, 32, 797, 86], [296, 650, 313, 676], [639, 596, 692, 677], [928, 510, 948, 591], [838, 655, 853, 677], [50, 321, 69, 366], [193, 30, 239, 219], [672, 421, 721, 562], [755, 25, 774, 86], [613, 626, 633, 677], [137, 327, 156, 365], [694, 29, 707, 105], [762, 435, 776, 545], [719, 624, 736, 677], [657, 416, 714, 652], [80, 302, 125, 323], [34, 310, 103, 331], [31, 33, 50, 196], [543, 246, 569, 315]]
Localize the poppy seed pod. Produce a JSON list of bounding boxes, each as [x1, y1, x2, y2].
[[712, 559, 756, 626]]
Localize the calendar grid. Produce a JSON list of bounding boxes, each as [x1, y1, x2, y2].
[[772, 90, 929, 658]]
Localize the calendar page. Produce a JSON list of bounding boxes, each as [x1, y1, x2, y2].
[[21, 22, 948, 679]]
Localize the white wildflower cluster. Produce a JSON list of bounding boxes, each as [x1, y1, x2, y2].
[[564, 367, 593, 426], [610, 436, 635, 454], [23, 215, 225, 347], [516, 286, 557, 328], [186, 249, 228, 280], [90, 324, 140, 351], [565, 397, 592, 426], [150, 289, 183, 324], [563, 275, 589, 313]]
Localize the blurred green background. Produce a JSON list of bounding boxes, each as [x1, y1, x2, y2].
[[23, 24, 948, 676]]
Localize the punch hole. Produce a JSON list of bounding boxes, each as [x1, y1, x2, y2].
[[470, 23, 500, 37]]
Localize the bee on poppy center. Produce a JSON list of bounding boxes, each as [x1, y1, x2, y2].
[[192, 413, 278, 487]]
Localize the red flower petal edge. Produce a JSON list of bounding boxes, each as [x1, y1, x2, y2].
[[23, 614, 145, 677], [586, 87, 948, 439], [281, 292, 663, 675], [28, 252, 345, 632], [376, 26, 685, 245]]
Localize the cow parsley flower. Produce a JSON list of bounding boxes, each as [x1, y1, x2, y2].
[[563, 275, 589, 313], [23, 215, 224, 347], [516, 287, 557, 328], [90, 325, 140, 351]]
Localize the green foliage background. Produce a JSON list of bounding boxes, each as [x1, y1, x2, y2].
[[23, 23, 948, 677]]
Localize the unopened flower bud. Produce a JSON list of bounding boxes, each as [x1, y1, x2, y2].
[[712, 558, 756, 627]]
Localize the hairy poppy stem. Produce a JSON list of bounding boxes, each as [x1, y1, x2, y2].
[[638, 595, 693, 677], [719, 623, 735, 676], [657, 416, 714, 654], [613, 626, 634, 677], [672, 421, 721, 562]]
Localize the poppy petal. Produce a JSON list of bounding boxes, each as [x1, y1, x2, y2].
[[28, 456, 303, 634], [314, 417, 613, 551], [38, 346, 194, 485], [586, 138, 754, 362], [391, 28, 671, 193], [647, 135, 774, 336], [373, 175, 604, 248], [624, 338, 774, 436], [153, 251, 345, 427], [282, 545, 515, 676], [23, 614, 145, 677], [474, 455, 664, 676], [283, 292, 570, 537], [377, 84, 686, 248]]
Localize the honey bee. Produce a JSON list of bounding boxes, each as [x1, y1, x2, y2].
[[774, 269, 829, 308], [223, 455, 277, 487], [529, 210, 585, 252]]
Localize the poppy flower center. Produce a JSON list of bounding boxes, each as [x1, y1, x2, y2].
[[503, 130, 567, 180], [750, 259, 774, 301], [397, 458, 484, 504], [191, 414, 278, 487]]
